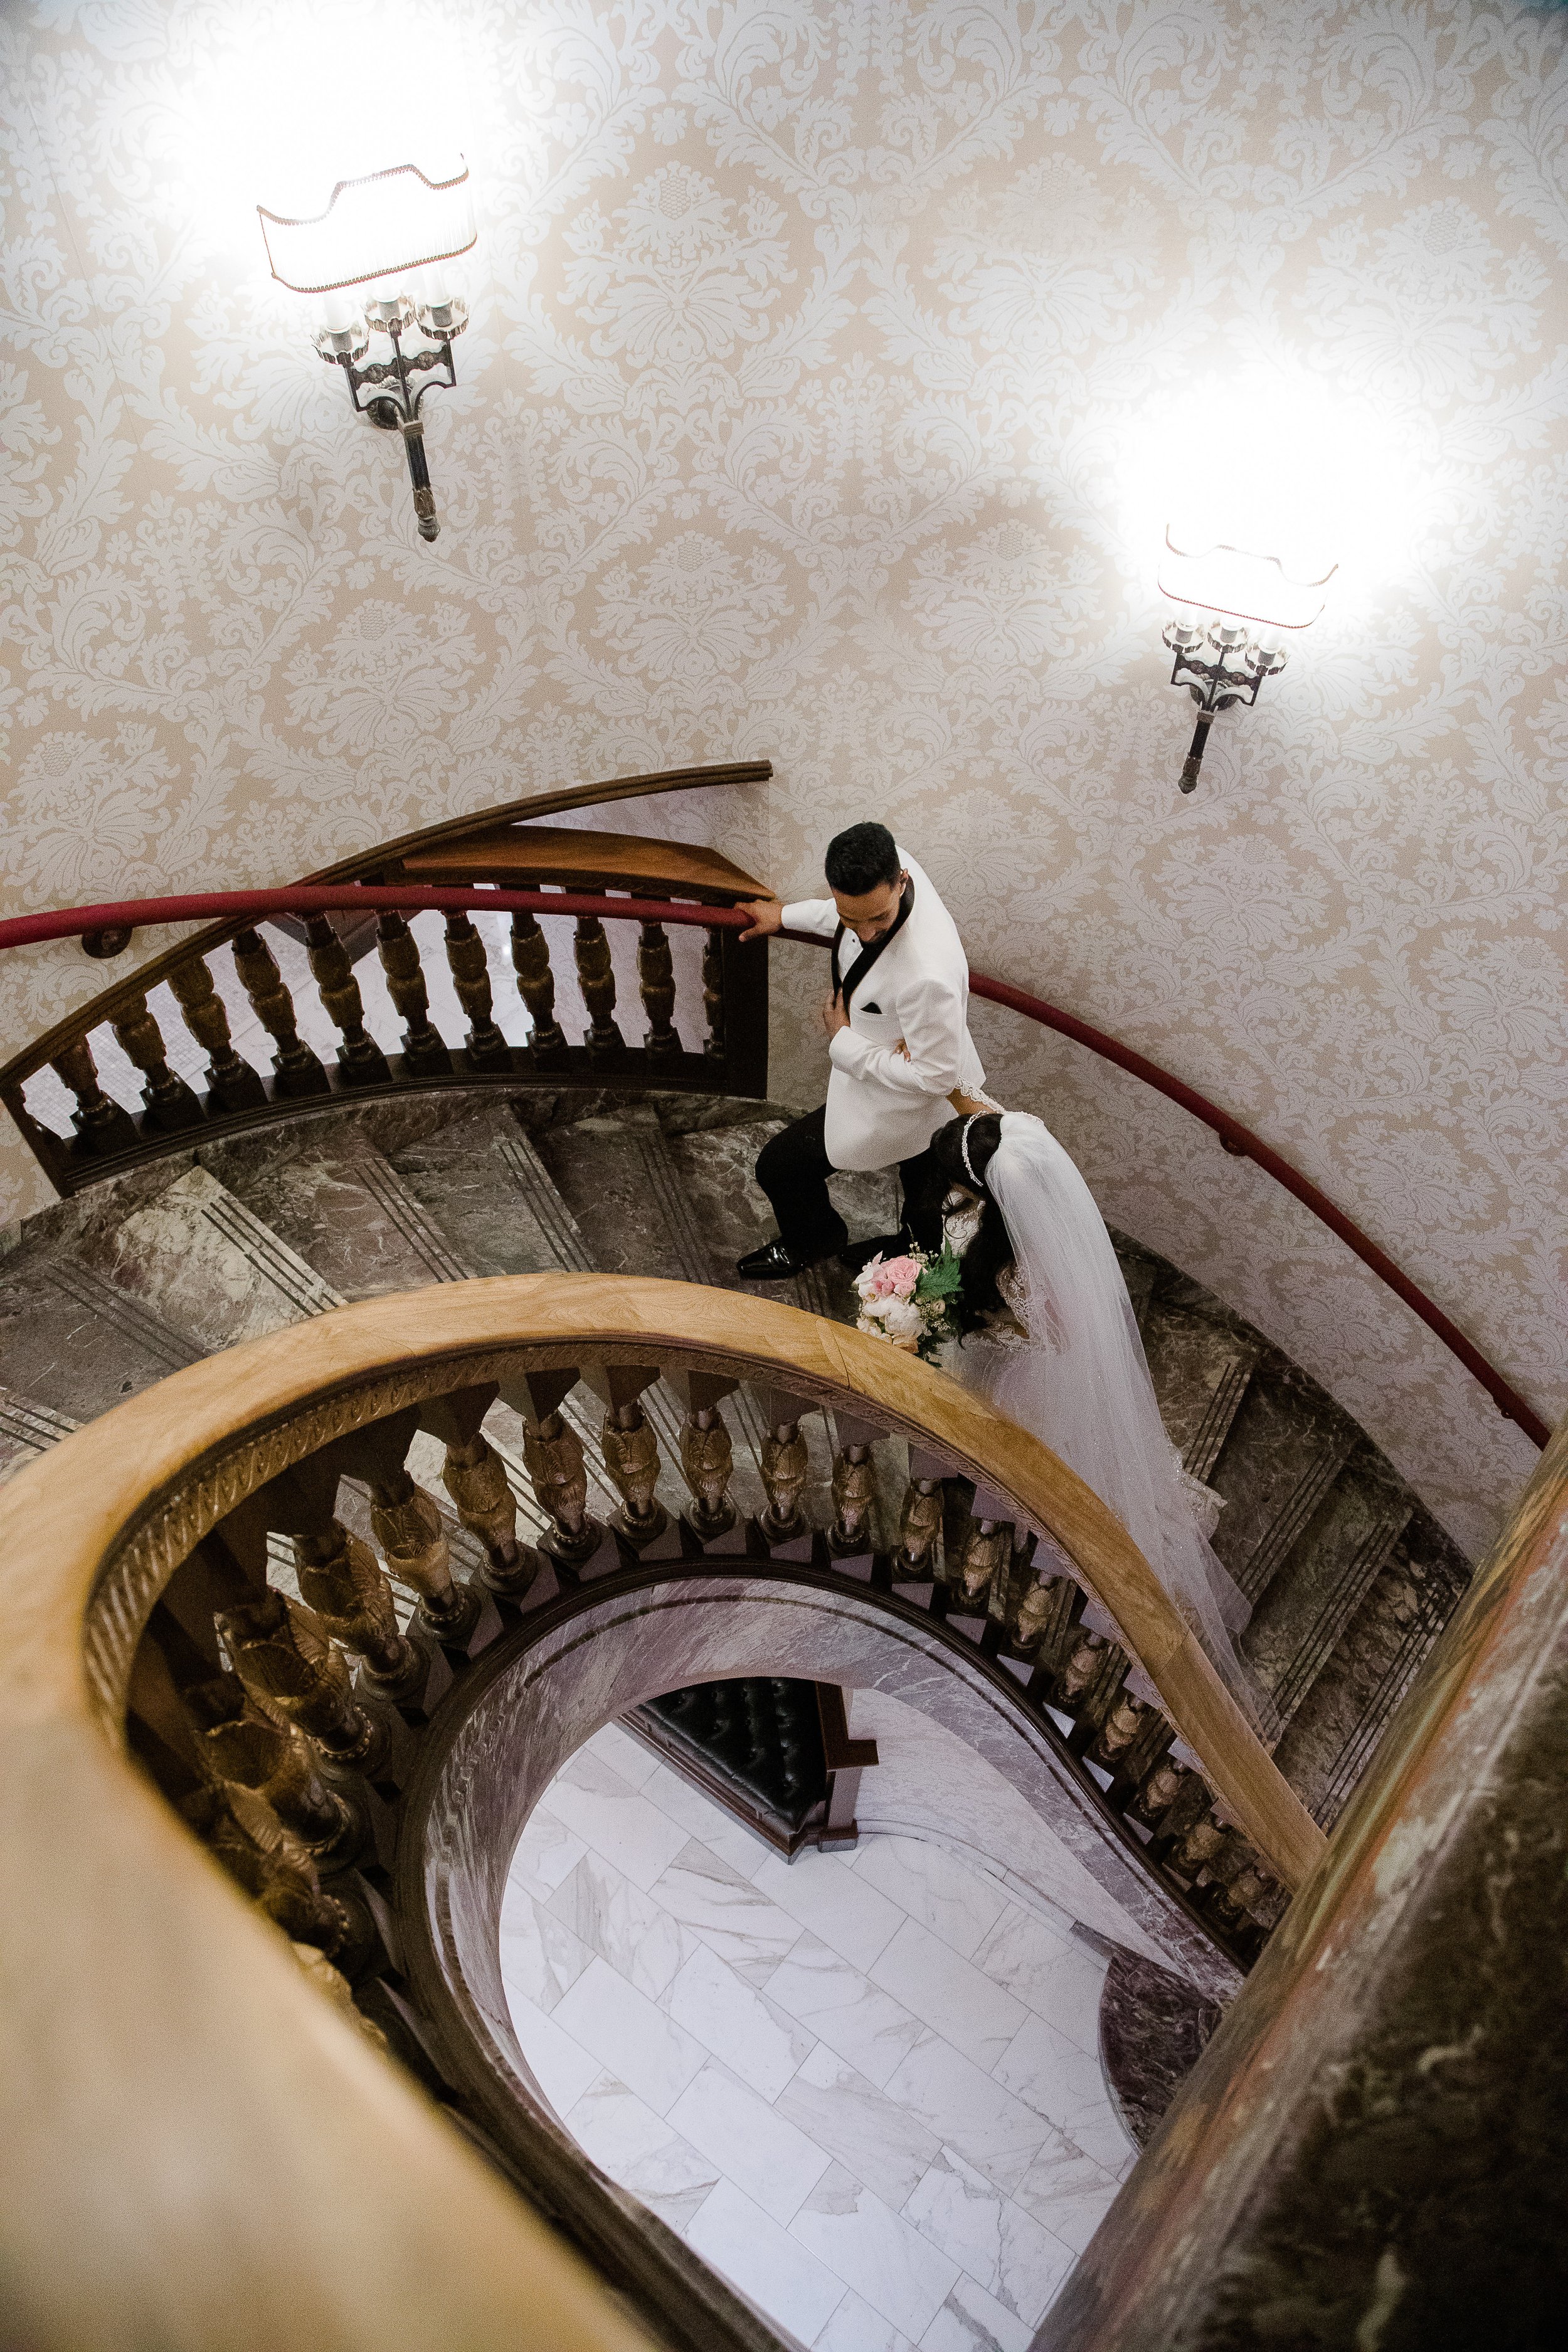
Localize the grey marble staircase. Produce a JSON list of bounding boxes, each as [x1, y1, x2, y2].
[[0, 1084, 1471, 1828]]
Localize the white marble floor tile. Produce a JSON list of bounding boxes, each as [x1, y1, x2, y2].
[[585, 1717, 663, 1791], [970, 1910, 1108, 2055], [815, 2288, 916, 2352], [993, 2013, 1129, 2153], [668, 2060, 832, 2225], [504, 1987, 603, 2119], [552, 1957, 708, 2116], [881, 2034, 1050, 2195], [1011, 2136, 1124, 2255], [547, 1749, 693, 1892], [871, 1920, 1027, 2072], [548, 1850, 691, 2003], [507, 1804, 587, 1900], [853, 1838, 1009, 1961], [667, 1939, 815, 2100], [686, 2178, 847, 2348], [651, 1840, 806, 1988], [765, 1933, 928, 2090], [641, 1756, 776, 1878], [752, 1847, 906, 1973], [791, 2163, 960, 2343], [919, 2274, 1034, 2352], [777, 2044, 943, 2210], [903, 2148, 1075, 2329], [497, 1893, 595, 2015], [563, 2072, 721, 2232]]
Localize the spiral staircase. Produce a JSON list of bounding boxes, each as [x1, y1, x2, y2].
[[0, 781, 1547, 2352]]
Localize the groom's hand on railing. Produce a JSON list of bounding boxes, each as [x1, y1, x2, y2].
[[738, 898, 783, 941]]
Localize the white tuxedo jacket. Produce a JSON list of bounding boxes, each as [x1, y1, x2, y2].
[[782, 847, 985, 1173]]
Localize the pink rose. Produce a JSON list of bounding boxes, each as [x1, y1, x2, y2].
[[868, 1254, 920, 1300]]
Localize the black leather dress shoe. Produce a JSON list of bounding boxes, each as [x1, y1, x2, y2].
[[736, 1239, 818, 1281]]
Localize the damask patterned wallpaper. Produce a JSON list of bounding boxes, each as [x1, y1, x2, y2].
[[2, 0, 1564, 1554]]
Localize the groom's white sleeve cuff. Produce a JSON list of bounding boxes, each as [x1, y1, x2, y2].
[[780, 898, 839, 940]]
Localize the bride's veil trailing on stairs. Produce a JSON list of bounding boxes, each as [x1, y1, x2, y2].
[[970, 1111, 1279, 1746]]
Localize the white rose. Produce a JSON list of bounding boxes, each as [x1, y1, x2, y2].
[[859, 1291, 893, 1321], [881, 1298, 924, 1343]]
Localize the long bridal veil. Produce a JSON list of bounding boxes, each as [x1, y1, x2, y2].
[[953, 1111, 1278, 1745]]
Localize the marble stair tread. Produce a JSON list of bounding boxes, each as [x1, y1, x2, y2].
[[68, 1163, 345, 1353], [201, 1132, 475, 1297], [531, 1110, 710, 1286], [1240, 1461, 1415, 1729], [1207, 1374, 1355, 1609], [0, 1253, 201, 1422], [387, 1098, 591, 1279], [1139, 1305, 1256, 1486], [1274, 1533, 1469, 1827], [0, 1384, 81, 1482]]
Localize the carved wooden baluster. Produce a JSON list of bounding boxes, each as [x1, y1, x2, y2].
[[292, 1520, 421, 1697], [1125, 1756, 1193, 1831], [439, 1430, 522, 1578], [420, 1384, 531, 1592], [366, 1466, 479, 1641], [1165, 1806, 1229, 1885], [443, 912, 511, 1070], [184, 1780, 367, 1967], [231, 928, 329, 1097], [109, 992, 203, 1132], [501, 1367, 601, 1567], [1104, 1703, 1175, 1804], [165, 955, 267, 1110], [374, 910, 452, 1074], [829, 1420, 880, 1558], [1010, 1568, 1086, 1665], [585, 1364, 665, 1548], [758, 1421, 810, 1544], [702, 925, 726, 1062], [304, 914, 390, 1084], [573, 916, 625, 1057], [952, 1484, 1013, 1609], [216, 1589, 382, 1767], [637, 919, 681, 1060], [510, 912, 569, 1062], [896, 1479, 943, 1572], [184, 1674, 354, 1855], [47, 1036, 139, 1153], [669, 1370, 738, 1541], [292, 1942, 389, 2049]]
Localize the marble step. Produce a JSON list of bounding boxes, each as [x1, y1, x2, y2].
[[69, 1163, 344, 1352], [0, 1384, 81, 1482], [1139, 1304, 1256, 1486], [1279, 1534, 1471, 1827], [201, 1128, 475, 1296], [1207, 1373, 1355, 1609], [1241, 1462, 1415, 1732], [387, 1098, 592, 1278], [0, 1252, 201, 1422]]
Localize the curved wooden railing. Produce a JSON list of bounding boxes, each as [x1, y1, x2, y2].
[[0, 1276, 1322, 2349]]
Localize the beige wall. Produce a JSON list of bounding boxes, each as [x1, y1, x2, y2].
[[1, 0, 1562, 1552]]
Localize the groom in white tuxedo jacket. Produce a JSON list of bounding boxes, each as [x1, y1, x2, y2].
[[735, 822, 986, 1280]]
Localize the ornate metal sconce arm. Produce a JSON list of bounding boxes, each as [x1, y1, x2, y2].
[[316, 295, 467, 544], [1162, 620, 1287, 793]]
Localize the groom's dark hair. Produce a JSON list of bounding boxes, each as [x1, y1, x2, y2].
[[824, 822, 900, 896]]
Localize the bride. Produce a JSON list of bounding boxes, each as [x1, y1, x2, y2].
[[924, 1103, 1276, 1744]]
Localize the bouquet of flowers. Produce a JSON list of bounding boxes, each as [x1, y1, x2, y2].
[[852, 1246, 965, 1364]]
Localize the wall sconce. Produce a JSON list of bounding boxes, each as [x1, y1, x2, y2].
[[258, 161, 476, 542], [1158, 531, 1336, 793]]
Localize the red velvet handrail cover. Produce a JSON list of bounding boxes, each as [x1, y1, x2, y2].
[[0, 883, 1546, 1449]]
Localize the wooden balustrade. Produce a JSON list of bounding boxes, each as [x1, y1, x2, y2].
[[1, 770, 774, 1197], [0, 1272, 1325, 2351]]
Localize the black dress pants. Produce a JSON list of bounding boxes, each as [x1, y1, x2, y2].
[[755, 1105, 946, 1262]]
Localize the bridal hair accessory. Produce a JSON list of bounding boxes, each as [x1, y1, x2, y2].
[[960, 1115, 983, 1189], [852, 1246, 965, 1364]]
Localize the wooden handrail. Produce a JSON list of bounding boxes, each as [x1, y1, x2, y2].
[[0, 1274, 1319, 2346]]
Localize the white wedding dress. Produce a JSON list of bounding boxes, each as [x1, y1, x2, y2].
[[940, 1111, 1276, 1744]]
